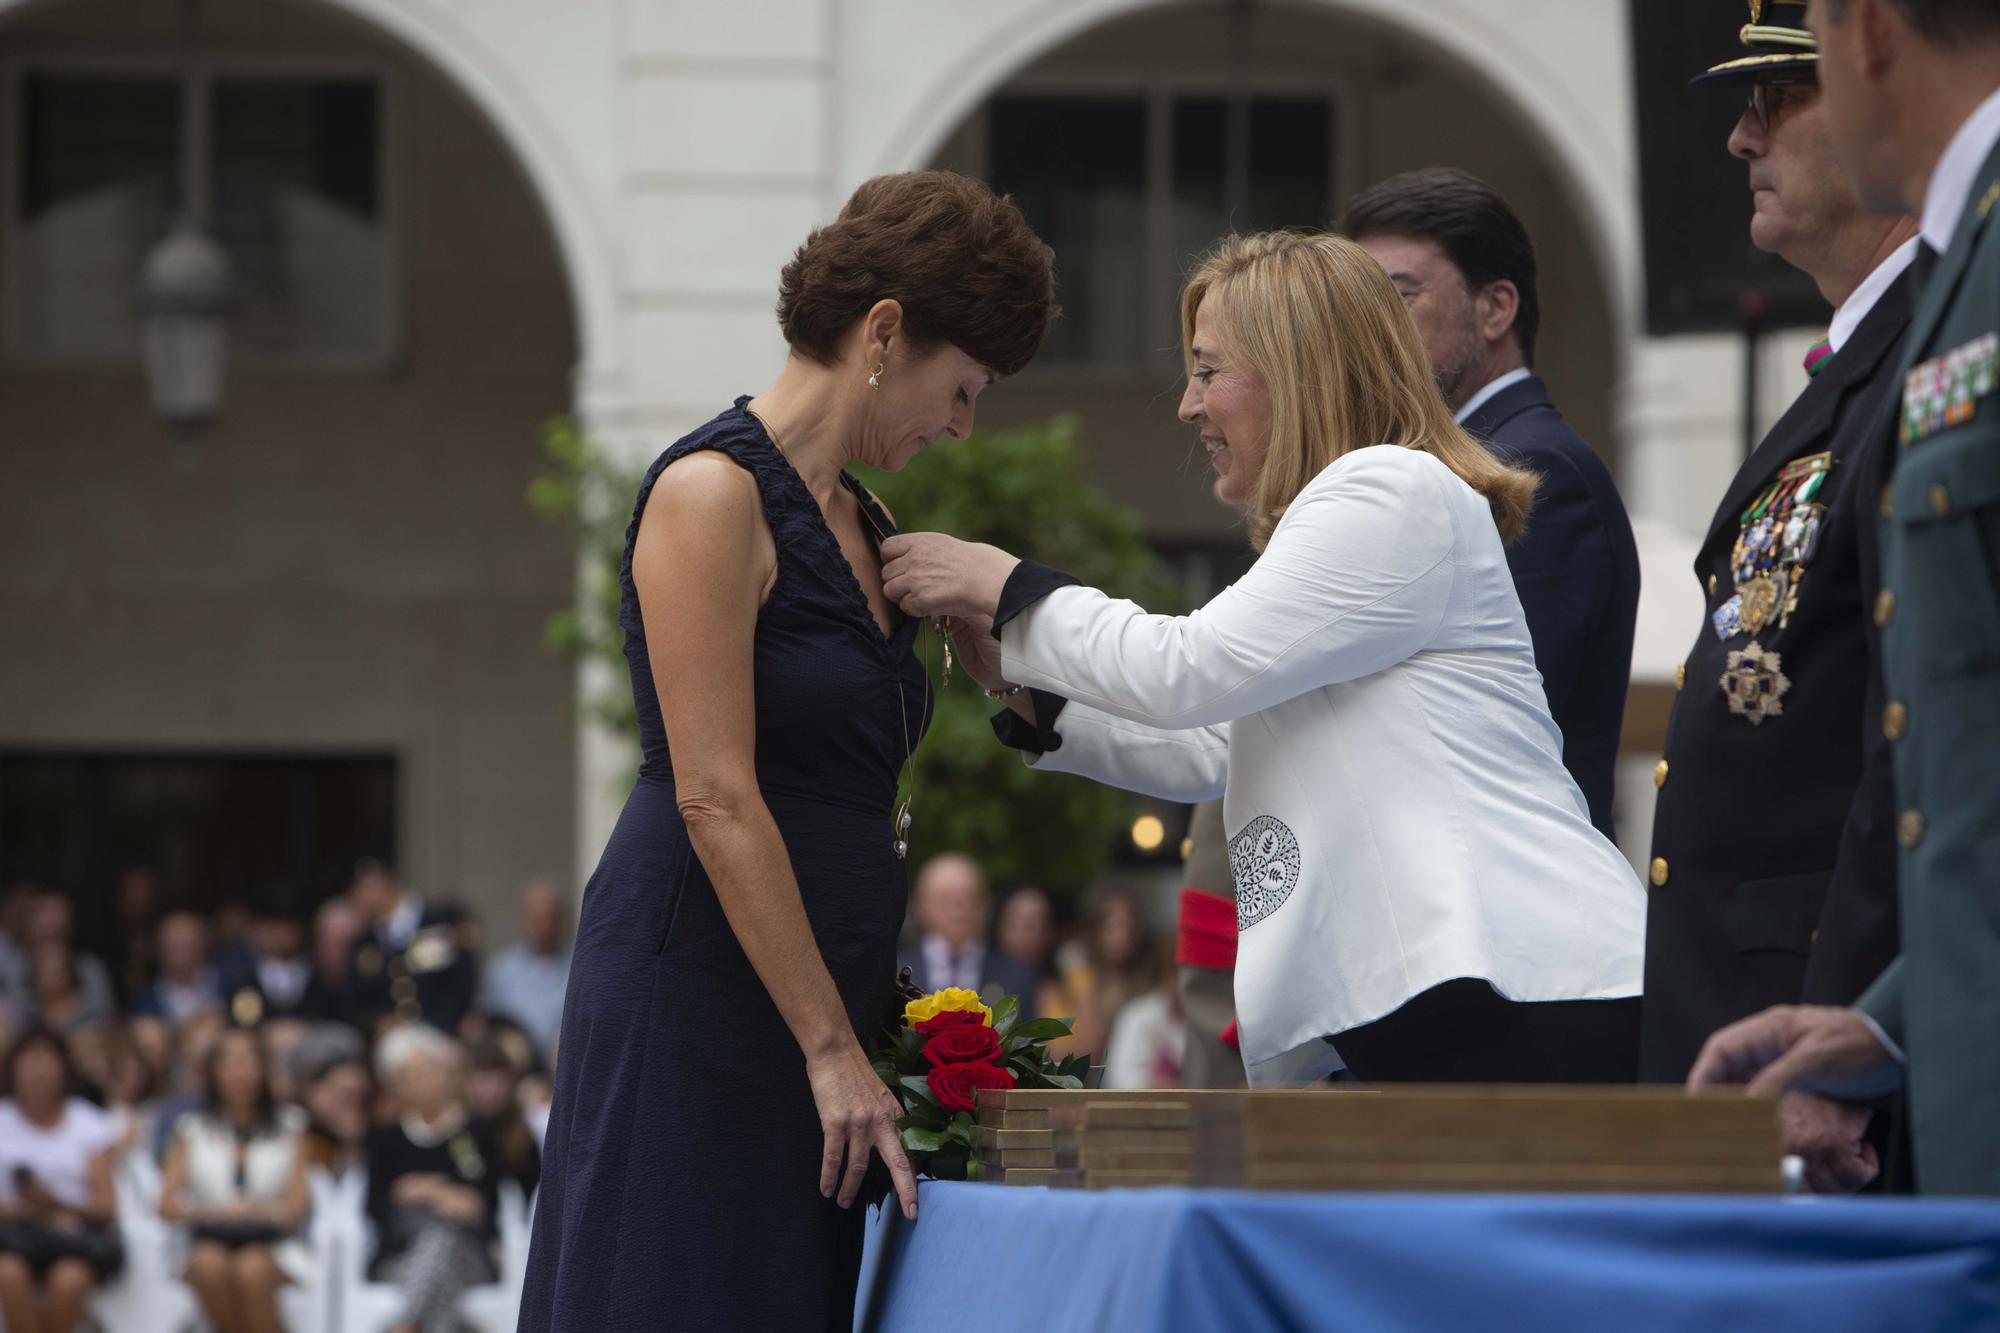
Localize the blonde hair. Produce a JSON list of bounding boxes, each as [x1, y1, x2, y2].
[[1180, 230, 1537, 551]]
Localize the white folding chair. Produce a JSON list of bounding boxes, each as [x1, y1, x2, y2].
[[86, 1153, 201, 1333]]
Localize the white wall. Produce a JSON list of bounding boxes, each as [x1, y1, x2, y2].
[[0, 0, 1829, 891]]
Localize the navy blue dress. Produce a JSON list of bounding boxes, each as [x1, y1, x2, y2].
[[518, 400, 929, 1332]]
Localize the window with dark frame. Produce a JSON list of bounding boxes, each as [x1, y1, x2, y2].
[[8, 67, 388, 367], [988, 90, 1337, 369]]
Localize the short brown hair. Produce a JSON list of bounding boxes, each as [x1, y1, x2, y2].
[[1341, 168, 1541, 368], [778, 171, 1058, 377]]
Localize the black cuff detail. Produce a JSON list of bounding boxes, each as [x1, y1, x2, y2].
[[989, 689, 1069, 755], [993, 560, 1081, 639]]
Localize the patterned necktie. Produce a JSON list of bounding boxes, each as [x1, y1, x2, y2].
[[1803, 333, 1833, 379]]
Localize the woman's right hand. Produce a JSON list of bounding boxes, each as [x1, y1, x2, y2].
[[805, 1042, 918, 1221]]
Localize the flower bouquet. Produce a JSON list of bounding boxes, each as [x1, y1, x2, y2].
[[872, 978, 1089, 1180]]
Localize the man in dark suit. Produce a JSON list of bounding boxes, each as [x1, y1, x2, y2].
[[1345, 170, 1639, 838], [1645, 6, 1920, 1195], [896, 853, 1038, 1008], [345, 857, 479, 1036], [1692, 0, 2000, 1198]]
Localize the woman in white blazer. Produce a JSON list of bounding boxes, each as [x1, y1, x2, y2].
[[882, 231, 1645, 1086]]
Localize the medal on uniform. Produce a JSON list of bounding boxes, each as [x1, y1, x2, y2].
[[1714, 452, 1832, 649], [1719, 641, 1791, 725], [1902, 333, 1998, 446]]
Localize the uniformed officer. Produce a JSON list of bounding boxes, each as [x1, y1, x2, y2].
[[1641, 1, 1919, 1190], [1689, 0, 2000, 1198], [346, 857, 479, 1036]]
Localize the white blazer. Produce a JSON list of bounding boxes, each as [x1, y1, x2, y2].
[[1003, 444, 1645, 1085]]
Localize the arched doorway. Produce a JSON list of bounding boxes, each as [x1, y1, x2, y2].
[[0, 0, 590, 936], [916, 1, 1625, 545]]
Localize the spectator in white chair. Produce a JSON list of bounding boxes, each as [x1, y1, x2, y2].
[[300, 1047, 374, 1181], [160, 1025, 310, 1333], [0, 1025, 123, 1333], [367, 1024, 499, 1333]]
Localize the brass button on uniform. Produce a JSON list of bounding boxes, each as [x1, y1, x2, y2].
[[1883, 701, 1908, 740], [1898, 809, 1925, 848], [1875, 590, 1896, 627], [1707, 573, 1718, 596], [1675, 664, 1687, 690], [1654, 760, 1669, 789], [1931, 483, 1951, 515], [1650, 857, 1670, 887], [1880, 483, 1895, 518]]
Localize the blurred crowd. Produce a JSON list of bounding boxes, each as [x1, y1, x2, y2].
[[0, 860, 565, 1333], [0, 852, 1172, 1331]]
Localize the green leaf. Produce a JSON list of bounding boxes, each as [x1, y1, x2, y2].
[[989, 993, 1021, 1037], [898, 1074, 940, 1110], [900, 1124, 948, 1153], [1045, 1074, 1084, 1090], [1007, 1017, 1073, 1044]]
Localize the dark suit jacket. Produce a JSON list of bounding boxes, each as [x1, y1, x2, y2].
[[348, 901, 479, 1034], [1639, 272, 1912, 1083], [1859, 133, 2000, 1195], [1462, 375, 1640, 836], [895, 939, 1040, 1014]]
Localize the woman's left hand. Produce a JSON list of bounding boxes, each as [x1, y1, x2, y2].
[[879, 533, 1019, 619]]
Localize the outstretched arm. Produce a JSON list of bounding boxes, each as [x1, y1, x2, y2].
[[884, 450, 1457, 731]]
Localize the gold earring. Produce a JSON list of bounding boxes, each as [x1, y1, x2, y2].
[[868, 362, 884, 389]]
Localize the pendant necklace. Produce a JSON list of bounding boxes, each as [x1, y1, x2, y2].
[[750, 404, 945, 860]]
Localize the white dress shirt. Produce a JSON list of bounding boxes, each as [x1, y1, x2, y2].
[[1921, 86, 2000, 255], [1004, 445, 1646, 1085], [1452, 367, 1533, 425], [920, 935, 985, 993], [1830, 238, 1919, 354]]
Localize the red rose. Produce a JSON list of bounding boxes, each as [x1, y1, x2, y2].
[[923, 1023, 1002, 1067], [913, 1010, 987, 1036], [926, 1060, 1016, 1114]]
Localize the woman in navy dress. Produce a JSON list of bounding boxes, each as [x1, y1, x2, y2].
[[518, 171, 1055, 1331]]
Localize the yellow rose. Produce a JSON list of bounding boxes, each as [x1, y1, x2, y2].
[[903, 987, 993, 1028]]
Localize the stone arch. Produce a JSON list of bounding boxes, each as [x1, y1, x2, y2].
[[0, 0, 620, 390], [874, 0, 1636, 342]]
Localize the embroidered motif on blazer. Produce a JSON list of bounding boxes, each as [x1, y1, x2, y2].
[[1230, 815, 1302, 930]]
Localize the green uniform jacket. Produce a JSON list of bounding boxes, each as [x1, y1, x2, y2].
[[1858, 133, 2000, 1196]]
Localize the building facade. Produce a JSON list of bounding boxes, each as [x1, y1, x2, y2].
[[0, 0, 1816, 934]]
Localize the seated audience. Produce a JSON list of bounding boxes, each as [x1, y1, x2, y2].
[[23, 894, 117, 1029], [0, 1026, 123, 1333], [301, 897, 364, 1030], [160, 1025, 310, 1333], [348, 861, 479, 1037], [478, 881, 571, 1064], [1100, 945, 1187, 1090], [367, 1024, 499, 1333], [108, 866, 162, 1008], [23, 943, 110, 1037], [298, 1044, 375, 1182], [1052, 889, 1156, 1062], [465, 1029, 541, 1197], [131, 911, 227, 1026], [896, 853, 1039, 1007]]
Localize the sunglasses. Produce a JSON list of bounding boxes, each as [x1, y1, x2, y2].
[[1749, 80, 1818, 135]]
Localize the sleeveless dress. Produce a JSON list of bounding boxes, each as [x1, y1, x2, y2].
[[518, 399, 931, 1332]]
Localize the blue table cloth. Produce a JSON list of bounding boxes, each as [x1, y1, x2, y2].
[[855, 1182, 2000, 1332]]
